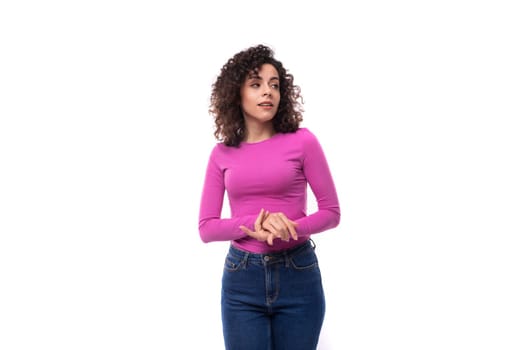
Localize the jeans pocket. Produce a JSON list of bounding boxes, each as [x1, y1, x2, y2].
[[290, 248, 319, 270], [224, 252, 244, 272]]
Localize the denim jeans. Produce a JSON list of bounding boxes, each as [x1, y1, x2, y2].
[[221, 239, 325, 350]]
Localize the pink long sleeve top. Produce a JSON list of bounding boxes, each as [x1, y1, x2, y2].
[[198, 127, 340, 253]]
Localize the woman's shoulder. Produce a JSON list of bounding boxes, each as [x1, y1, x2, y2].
[[293, 127, 319, 143], [276, 128, 321, 155], [211, 141, 232, 153], [209, 141, 244, 158], [281, 127, 315, 139], [296, 127, 314, 137]]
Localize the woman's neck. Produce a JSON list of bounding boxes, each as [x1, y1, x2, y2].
[[243, 123, 275, 143]]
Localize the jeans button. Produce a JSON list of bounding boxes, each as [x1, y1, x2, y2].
[[263, 256, 270, 262]]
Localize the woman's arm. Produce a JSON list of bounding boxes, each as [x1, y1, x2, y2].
[[198, 147, 258, 243], [294, 129, 341, 236]]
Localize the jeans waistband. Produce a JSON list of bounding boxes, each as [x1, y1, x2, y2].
[[228, 239, 315, 265]]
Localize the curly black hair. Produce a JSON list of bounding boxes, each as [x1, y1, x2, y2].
[[209, 44, 304, 147]]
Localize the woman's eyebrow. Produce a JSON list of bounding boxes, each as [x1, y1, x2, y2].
[[247, 72, 261, 80], [246, 74, 279, 81]]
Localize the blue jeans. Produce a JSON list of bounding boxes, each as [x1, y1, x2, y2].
[[221, 240, 325, 350]]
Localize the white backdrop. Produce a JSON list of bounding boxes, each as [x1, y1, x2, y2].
[[1, 1, 524, 349]]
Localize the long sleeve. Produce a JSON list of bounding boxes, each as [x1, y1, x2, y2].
[[198, 146, 258, 243], [294, 130, 341, 236]]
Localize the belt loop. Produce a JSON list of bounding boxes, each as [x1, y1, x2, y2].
[[284, 251, 290, 267], [241, 252, 249, 268], [309, 238, 316, 250]]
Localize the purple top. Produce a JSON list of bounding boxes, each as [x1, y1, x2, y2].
[[198, 127, 340, 253]]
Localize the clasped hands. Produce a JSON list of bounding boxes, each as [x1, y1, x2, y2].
[[240, 208, 298, 246]]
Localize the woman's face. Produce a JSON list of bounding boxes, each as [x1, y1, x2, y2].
[[240, 63, 280, 124]]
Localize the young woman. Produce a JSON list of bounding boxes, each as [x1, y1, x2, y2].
[[198, 44, 341, 350]]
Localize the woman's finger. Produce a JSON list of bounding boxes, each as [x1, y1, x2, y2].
[[254, 208, 266, 231], [239, 225, 253, 235]]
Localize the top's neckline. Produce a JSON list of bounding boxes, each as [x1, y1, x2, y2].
[[241, 132, 283, 146]]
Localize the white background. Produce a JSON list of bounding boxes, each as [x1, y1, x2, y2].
[[1, 1, 524, 349]]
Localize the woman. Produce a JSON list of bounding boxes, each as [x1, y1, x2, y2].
[[198, 44, 340, 350]]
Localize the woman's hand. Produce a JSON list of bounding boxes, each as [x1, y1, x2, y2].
[[240, 209, 275, 245], [240, 208, 298, 246], [261, 211, 298, 242]]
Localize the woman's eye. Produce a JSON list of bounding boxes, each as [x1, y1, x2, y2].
[[271, 84, 279, 89], [251, 83, 260, 88]]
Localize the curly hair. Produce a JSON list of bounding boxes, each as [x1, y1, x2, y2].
[[209, 44, 304, 147]]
